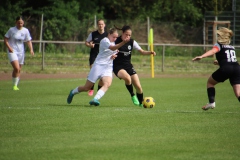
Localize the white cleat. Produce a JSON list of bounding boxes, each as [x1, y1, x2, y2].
[[202, 102, 215, 110]]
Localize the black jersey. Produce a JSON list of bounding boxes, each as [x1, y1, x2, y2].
[[215, 43, 238, 67], [113, 37, 134, 66], [90, 30, 108, 55]]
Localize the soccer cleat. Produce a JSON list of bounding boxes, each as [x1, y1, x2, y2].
[[13, 85, 19, 91], [89, 98, 100, 106], [139, 104, 143, 107], [67, 90, 74, 104], [131, 95, 140, 106], [88, 90, 94, 96], [202, 102, 215, 110]]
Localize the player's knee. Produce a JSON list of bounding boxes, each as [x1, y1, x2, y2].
[[123, 76, 131, 84], [13, 67, 20, 73]]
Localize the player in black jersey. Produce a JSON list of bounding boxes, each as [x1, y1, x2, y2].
[[192, 27, 240, 110], [113, 25, 156, 107], [85, 19, 108, 96]]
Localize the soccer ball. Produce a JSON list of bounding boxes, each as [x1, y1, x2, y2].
[[142, 97, 155, 108]]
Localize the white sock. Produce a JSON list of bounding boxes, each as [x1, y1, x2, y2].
[[94, 89, 105, 100], [72, 87, 79, 95], [12, 77, 19, 86]]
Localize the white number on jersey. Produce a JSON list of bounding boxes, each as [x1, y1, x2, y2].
[[225, 50, 237, 62]]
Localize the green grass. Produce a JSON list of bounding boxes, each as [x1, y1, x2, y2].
[[0, 77, 240, 160]]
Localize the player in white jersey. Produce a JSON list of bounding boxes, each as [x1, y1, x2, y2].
[[85, 19, 108, 96], [4, 16, 34, 90], [67, 28, 130, 106]]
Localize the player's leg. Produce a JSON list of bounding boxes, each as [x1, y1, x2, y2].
[[117, 69, 139, 106], [97, 79, 103, 91], [11, 60, 21, 90], [131, 74, 143, 107], [89, 65, 113, 106], [202, 75, 219, 110], [88, 56, 96, 96], [230, 65, 240, 102], [67, 80, 94, 104], [89, 76, 112, 106], [68, 64, 99, 104], [9, 52, 22, 90], [232, 84, 240, 101]]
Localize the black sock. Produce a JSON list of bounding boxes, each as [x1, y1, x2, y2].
[[137, 93, 143, 104], [91, 84, 94, 90], [125, 84, 135, 97], [238, 97, 240, 102], [98, 85, 102, 91], [207, 87, 215, 103]]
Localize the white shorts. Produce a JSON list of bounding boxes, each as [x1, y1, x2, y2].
[[8, 52, 24, 64], [88, 63, 113, 83]]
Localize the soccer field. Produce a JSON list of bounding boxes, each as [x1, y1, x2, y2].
[[0, 77, 240, 160]]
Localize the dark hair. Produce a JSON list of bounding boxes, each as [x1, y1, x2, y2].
[[15, 16, 23, 21], [114, 25, 131, 33], [97, 19, 105, 24], [108, 28, 117, 34]]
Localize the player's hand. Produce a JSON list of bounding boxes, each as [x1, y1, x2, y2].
[[213, 60, 218, 65], [192, 56, 202, 61], [89, 42, 95, 48], [111, 54, 118, 60], [30, 50, 34, 56], [151, 51, 156, 56], [8, 48, 13, 53]]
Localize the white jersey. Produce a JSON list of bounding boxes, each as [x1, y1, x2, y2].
[[94, 37, 117, 65], [5, 26, 32, 54]]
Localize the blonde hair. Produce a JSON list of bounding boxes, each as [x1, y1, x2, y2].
[[108, 28, 118, 34], [217, 27, 233, 45]]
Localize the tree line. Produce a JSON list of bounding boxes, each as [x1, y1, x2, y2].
[[0, 0, 232, 42]]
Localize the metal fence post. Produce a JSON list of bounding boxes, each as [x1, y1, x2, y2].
[[162, 45, 165, 72], [42, 42, 45, 70]]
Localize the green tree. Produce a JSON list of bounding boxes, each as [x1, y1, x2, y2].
[[0, 0, 30, 37], [41, 0, 80, 41]]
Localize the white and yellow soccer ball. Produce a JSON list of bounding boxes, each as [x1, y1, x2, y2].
[[142, 97, 155, 108]]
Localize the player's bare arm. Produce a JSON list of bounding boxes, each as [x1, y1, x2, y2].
[[109, 37, 130, 51], [27, 41, 34, 56], [138, 49, 156, 56], [4, 37, 13, 53], [85, 41, 94, 48], [192, 48, 218, 61]]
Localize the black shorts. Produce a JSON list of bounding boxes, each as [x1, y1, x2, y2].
[[212, 64, 240, 85], [89, 54, 97, 65], [113, 64, 137, 77]]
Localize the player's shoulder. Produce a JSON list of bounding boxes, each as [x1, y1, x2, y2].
[[21, 27, 30, 32], [100, 37, 109, 43], [8, 26, 17, 31]]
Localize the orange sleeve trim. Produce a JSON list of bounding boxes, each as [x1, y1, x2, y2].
[[213, 46, 219, 52]]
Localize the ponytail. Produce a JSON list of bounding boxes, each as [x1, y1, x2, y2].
[[114, 25, 131, 33]]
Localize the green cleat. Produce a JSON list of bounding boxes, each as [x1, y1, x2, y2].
[[139, 104, 143, 107], [13, 85, 19, 91], [67, 90, 74, 104], [131, 95, 140, 106], [89, 98, 100, 106]]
